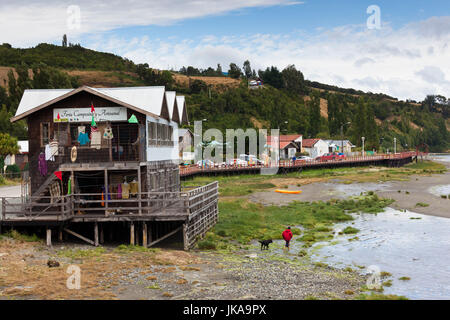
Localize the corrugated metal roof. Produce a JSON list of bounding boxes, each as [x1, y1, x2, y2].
[[91, 86, 165, 118], [14, 89, 72, 120], [176, 96, 188, 124], [13, 86, 168, 121], [165, 91, 177, 122]]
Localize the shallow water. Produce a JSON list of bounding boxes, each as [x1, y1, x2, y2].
[[429, 154, 450, 163], [429, 184, 450, 197], [309, 208, 450, 300]]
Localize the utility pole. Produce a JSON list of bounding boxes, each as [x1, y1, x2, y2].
[[361, 137, 365, 156], [340, 122, 351, 154], [394, 137, 397, 154]]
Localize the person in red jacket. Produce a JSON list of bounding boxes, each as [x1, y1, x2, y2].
[[282, 226, 293, 250]]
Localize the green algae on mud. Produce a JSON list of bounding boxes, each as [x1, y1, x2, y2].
[[197, 194, 393, 250]]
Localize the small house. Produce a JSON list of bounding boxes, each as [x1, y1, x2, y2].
[[301, 139, 329, 158]]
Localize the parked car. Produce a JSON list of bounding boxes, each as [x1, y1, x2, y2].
[[297, 156, 313, 161], [196, 159, 215, 167], [227, 158, 248, 166], [316, 153, 345, 162], [239, 154, 263, 165]]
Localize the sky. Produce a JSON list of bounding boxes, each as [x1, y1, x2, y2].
[[0, 0, 449, 101]]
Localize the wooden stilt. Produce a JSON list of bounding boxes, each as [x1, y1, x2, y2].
[[58, 226, 63, 242], [183, 223, 189, 251], [94, 222, 99, 247], [130, 222, 135, 245], [46, 228, 52, 247], [64, 228, 95, 246], [148, 225, 182, 248], [148, 223, 152, 243], [142, 222, 148, 247], [100, 223, 104, 244]]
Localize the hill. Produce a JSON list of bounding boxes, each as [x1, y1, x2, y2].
[[0, 43, 448, 152]]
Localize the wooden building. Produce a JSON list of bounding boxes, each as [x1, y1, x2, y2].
[[1, 86, 218, 249]]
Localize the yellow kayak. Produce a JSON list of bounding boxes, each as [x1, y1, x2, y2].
[[275, 189, 302, 194]]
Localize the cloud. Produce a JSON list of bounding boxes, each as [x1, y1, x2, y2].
[[415, 66, 449, 84], [354, 57, 376, 68], [0, 0, 302, 46]]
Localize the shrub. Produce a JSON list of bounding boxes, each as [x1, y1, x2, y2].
[[6, 164, 20, 179]]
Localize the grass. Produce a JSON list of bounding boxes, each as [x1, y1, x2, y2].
[[415, 202, 429, 207], [1, 230, 41, 242], [198, 194, 393, 250], [356, 293, 408, 300], [58, 247, 106, 259], [399, 277, 411, 281], [341, 226, 360, 234]]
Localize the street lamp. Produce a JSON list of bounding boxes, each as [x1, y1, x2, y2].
[[340, 122, 351, 154], [361, 137, 365, 156], [394, 137, 397, 154]]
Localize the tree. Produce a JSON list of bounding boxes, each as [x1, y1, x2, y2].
[[228, 63, 242, 79], [0, 133, 19, 170], [216, 64, 222, 75], [190, 79, 207, 94], [258, 66, 283, 89], [243, 60, 252, 79], [307, 92, 321, 137], [281, 64, 307, 95], [62, 34, 68, 47]]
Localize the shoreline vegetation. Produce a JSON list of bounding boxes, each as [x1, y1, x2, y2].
[[0, 160, 446, 300]]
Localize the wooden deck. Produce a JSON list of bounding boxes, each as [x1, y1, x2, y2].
[[1, 182, 218, 224], [180, 152, 418, 178]]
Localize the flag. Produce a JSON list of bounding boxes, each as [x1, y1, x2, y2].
[[90, 102, 95, 113], [57, 113, 60, 121], [54, 171, 62, 181], [91, 115, 97, 127], [128, 114, 138, 124]]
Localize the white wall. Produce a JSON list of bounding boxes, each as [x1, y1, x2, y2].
[[146, 115, 179, 162], [304, 140, 329, 158]]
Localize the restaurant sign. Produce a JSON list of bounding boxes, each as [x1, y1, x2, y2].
[[53, 107, 127, 123]]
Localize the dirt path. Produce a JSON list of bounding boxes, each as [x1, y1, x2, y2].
[[0, 239, 365, 300]]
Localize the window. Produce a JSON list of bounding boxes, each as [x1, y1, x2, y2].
[[41, 122, 50, 146], [147, 121, 175, 147]]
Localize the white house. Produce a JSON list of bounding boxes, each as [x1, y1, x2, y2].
[[301, 139, 329, 158], [323, 140, 355, 154]]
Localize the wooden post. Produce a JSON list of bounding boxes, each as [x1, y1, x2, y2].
[[46, 228, 52, 247], [137, 166, 142, 215], [100, 224, 104, 244], [183, 223, 189, 251], [130, 222, 135, 245], [58, 226, 63, 242], [94, 222, 99, 247], [142, 222, 148, 248], [148, 223, 152, 244], [104, 169, 108, 211]]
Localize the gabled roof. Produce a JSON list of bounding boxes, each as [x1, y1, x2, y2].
[[267, 134, 302, 142], [11, 86, 170, 122], [302, 139, 321, 148], [176, 96, 188, 124], [323, 140, 355, 147], [178, 128, 192, 137], [266, 140, 297, 150], [165, 91, 181, 124]]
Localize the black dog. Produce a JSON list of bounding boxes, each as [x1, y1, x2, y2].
[[259, 239, 273, 250]]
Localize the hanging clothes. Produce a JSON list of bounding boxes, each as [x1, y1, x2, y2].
[[38, 153, 47, 176], [103, 126, 114, 140], [77, 132, 90, 146], [121, 182, 130, 199], [67, 178, 72, 195], [78, 126, 86, 135], [130, 180, 139, 196], [49, 140, 59, 157], [49, 182, 61, 204], [90, 127, 102, 149], [45, 144, 54, 161]]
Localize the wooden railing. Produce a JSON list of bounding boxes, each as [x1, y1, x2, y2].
[[0, 183, 219, 222], [180, 152, 417, 176]]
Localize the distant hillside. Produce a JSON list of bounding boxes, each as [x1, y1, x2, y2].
[[0, 43, 136, 71], [0, 42, 448, 152]]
